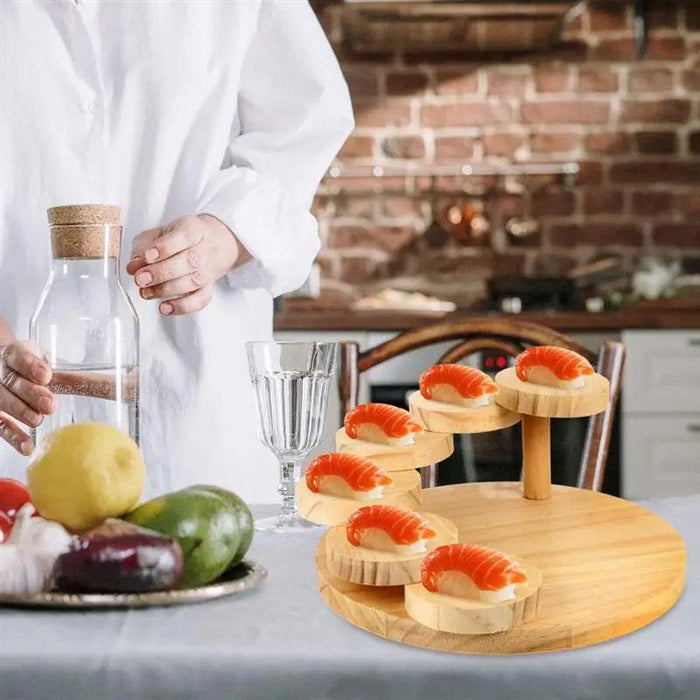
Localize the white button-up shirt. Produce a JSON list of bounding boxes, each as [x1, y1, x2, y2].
[[0, 0, 353, 502]]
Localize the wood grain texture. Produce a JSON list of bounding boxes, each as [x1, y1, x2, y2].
[[408, 391, 521, 434], [404, 560, 542, 635], [297, 470, 422, 526], [495, 367, 610, 418], [325, 513, 458, 586], [335, 428, 454, 471], [316, 482, 686, 654], [522, 415, 552, 500]]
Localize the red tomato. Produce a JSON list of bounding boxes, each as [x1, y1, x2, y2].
[[0, 511, 12, 543], [0, 478, 31, 520]]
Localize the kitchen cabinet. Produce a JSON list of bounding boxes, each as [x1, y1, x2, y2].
[[622, 330, 700, 499]]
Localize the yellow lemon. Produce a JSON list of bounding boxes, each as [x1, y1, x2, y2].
[[27, 422, 145, 532]]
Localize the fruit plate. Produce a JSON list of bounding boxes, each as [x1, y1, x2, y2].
[[0, 560, 267, 610]]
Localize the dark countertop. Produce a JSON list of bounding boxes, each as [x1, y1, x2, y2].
[[275, 300, 700, 333]]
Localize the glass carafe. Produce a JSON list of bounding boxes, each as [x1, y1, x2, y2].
[[29, 204, 139, 446]]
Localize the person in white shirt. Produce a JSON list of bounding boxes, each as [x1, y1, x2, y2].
[[0, 0, 353, 502]]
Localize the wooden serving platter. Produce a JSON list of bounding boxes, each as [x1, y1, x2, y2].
[[495, 367, 609, 418], [408, 391, 520, 434], [325, 513, 458, 586], [297, 470, 422, 526], [316, 482, 686, 654], [335, 428, 454, 472]]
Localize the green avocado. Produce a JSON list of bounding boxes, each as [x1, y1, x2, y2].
[[125, 489, 241, 589], [187, 485, 254, 567]]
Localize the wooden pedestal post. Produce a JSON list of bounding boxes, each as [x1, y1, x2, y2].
[[521, 415, 551, 500]]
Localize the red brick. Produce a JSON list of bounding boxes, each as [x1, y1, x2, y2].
[[342, 67, 380, 97], [386, 71, 429, 96], [354, 102, 412, 128], [589, 4, 631, 31], [487, 70, 528, 97], [585, 131, 630, 154], [533, 67, 571, 93], [628, 67, 675, 92], [381, 197, 423, 219], [688, 5, 700, 31], [531, 133, 579, 153], [314, 251, 337, 278], [575, 161, 605, 186], [631, 191, 673, 216], [434, 136, 476, 159], [482, 133, 527, 157], [634, 131, 678, 154], [577, 66, 618, 92], [332, 196, 374, 219], [547, 40, 590, 62], [652, 224, 700, 247], [593, 38, 636, 61], [337, 251, 389, 283], [496, 193, 526, 218], [532, 252, 578, 276], [522, 101, 610, 124], [435, 70, 480, 96], [532, 189, 576, 216], [678, 191, 700, 217], [421, 102, 511, 128], [380, 135, 426, 159], [649, 2, 678, 29], [690, 130, 700, 154], [329, 225, 416, 254], [551, 223, 643, 247], [611, 161, 700, 184], [682, 67, 700, 91], [338, 135, 374, 159], [646, 36, 685, 61], [621, 99, 691, 124], [585, 190, 625, 215]]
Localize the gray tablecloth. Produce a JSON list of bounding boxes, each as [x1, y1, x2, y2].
[[1, 494, 698, 700]]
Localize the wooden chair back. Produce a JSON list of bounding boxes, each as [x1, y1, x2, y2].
[[337, 317, 625, 492]]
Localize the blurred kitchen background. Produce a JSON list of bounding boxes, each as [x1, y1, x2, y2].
[[276, 0, 700, 500]]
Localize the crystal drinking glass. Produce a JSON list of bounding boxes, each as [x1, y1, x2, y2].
[[246, 341, 337, 533]]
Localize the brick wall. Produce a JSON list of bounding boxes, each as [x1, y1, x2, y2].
[[311, 1, 700, 308]]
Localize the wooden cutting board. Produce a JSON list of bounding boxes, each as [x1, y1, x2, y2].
[[316, 482, 686, 654]]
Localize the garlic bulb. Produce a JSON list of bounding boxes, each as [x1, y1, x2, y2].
[[0, 504, 73, 594]]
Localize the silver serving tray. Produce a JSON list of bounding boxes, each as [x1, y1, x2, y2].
[[0, 560, 266, 610]]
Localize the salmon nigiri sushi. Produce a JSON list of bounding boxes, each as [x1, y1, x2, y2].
[[305, 453, 393, 501], [422, 543, 528, 603], [344, 403, 423, 447], [419, 364, 498, 408], [515, 345, 594, 390], [346, 505, 437, 555]]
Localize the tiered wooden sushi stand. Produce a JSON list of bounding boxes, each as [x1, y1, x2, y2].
[[310, 367, 687, 655]]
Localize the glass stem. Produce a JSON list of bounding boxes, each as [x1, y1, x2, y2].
[[278, 460, 298, 517]]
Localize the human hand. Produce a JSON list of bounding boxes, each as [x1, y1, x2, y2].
[[0, 332, 55, 455], [126, 214, 251, 316]]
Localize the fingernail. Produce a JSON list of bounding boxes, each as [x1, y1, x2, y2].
[[20, 440, 33, 455], [141, 288, 154, 299], [144, 248, 159, 263], [24, 411, 40, 427], [136, 271, 153, 287], [160, 303, 173, 316], [39, 396, 53, 413]]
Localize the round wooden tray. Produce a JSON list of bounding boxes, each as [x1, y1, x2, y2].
[[404, 559, 542, 635], [0, 561, 267, 610], [325, 512, 458, 586], [408, 391, 521, 434], [335, 428, 454, 471], [495, 367, 610, 418], [297, 469, 422, 526], [316, 483, 686, 654]]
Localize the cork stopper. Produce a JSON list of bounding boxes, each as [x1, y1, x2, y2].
[[48, 204, 121, 227], [48, 204, 122, 259]]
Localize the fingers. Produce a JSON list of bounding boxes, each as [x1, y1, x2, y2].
[[0, 383, 43, 428], [159, 285, 214, 317], [1, 341, 51, 385], [0, 412, 32, 456], [3, 373, 55, 414], [139, 217, 203, 265], [135, 245, 208, 289], [127, 227, 163, 275], [140, 271, 205, 300]]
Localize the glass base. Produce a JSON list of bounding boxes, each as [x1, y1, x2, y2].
[[254, 511, 326, 534]]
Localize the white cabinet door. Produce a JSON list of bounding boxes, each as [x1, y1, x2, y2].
[[623, 330, 700, 414], [622, 415, 700, 499]]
